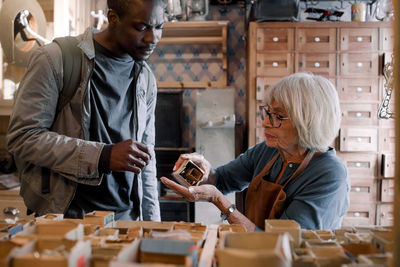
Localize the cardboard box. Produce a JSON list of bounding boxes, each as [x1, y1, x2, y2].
[[216, 232, 292, 267], [113, 221, 174, 234], [358, 253, 392, 265], [83, 211, 114, 226], [371, 230, 393, 253], [310, 247, 352, 267], [91, 239, 140, 267], [341, 243, 378, 257], [0, 239, 35, 267], [35, 214, 64, 222], [139, 238, 199, 267], [12, 238, 91, 267], [16, 221, 84, 240], [265, 219, 301, 247]]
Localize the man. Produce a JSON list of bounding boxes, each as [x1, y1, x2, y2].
[[6, 0, 165, 221]]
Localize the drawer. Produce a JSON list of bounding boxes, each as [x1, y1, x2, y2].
[[297, 28, 336, 52], [342, 202, 376, 226], [379, 127, 396, 153], [380, 27, 394, 51], [255, 77, 282, 101], [256, 53, 294, 76], [349, 178, 377, 203], [381, 153, 395, 178], [256, 28, 294, 51], [337, 78, 379, 102], [376, 203, 393, 226], [297, 53, 336, 77], [380, 178, 394, 202], [340, 53, 379, 77], [336, 152, 378, 178], [339, 128, 378, 152], [340, 28, 378, 51], [340, 103, 379, 126]]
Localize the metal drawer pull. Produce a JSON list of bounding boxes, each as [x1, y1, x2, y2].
[[272, 62, 279, 67], [355, 162, 361, 167], [314, 62, 320, 68], [356, 87, 363, 93], [355, 187, 361, 192], [314, 37, 320, 42], [272, 37, 279, 42], [257, 86, 261, 92], [357, 137, 362, 142], [354, 212, 360, 217], [3, 207, 20, 216], [357, 62, 363, 67], [356, 112, 362, 117], [357, 37, 363, 42]]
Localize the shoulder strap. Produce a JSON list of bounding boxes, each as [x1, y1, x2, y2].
[[53, 36, 82, 113]]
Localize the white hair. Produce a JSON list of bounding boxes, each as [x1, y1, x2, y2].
[[264, 72, 341, 152]]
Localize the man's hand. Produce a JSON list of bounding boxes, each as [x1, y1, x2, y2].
[[109, 139, 151, 174], [160, 176, 223, 204]]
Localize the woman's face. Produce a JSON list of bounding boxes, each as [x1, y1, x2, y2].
[[262, 101, 299, 151]]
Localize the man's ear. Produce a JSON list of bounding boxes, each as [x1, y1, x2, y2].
[[107, 9, 119, 26]]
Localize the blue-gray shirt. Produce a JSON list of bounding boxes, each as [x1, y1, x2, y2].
[[66, 40, 139, 220], [215, 142, 350, 230]]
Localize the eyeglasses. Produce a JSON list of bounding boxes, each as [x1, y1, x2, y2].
[[259, 105, 289, 128]]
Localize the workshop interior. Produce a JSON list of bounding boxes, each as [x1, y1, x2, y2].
[[0, 0, 398, 266]]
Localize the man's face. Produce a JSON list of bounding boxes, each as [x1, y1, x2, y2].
[[112, 0, 165, 61]]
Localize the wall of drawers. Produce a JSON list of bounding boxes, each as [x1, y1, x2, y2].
[[247, 22, 394, 227]]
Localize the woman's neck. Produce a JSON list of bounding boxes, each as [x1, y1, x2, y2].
[[279, 146, 308, 163]]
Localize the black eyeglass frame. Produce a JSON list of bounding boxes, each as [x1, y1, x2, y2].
[[259, 105, 289, 128]]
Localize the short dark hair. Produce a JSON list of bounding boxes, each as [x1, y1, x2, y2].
[[107, 0, 134, 17], [107, 0, 165, 18]]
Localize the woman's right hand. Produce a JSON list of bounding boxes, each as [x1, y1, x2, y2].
[[173, 153, 212, 184]]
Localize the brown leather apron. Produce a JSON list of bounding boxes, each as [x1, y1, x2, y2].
[[245, 150, 315, 229]]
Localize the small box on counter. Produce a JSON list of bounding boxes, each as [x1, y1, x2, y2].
[[16, 220, 84, 240], [172, 159, 204, 187], [0, 239, 35, 267], [216, 232, 292, 267], [12, 238, 91, 267], [139, 238, 199, 267], [265, 219, 301, 248], [83, 211, 115, 226]]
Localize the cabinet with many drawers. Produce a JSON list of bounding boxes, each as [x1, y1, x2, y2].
[[247, 22, 394, 227]]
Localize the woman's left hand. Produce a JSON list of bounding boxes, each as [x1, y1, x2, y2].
[[160, 176, 222, 203]]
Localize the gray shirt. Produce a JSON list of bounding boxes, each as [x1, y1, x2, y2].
[[215, 142, 350, 230], [66, 40, 140, 220]]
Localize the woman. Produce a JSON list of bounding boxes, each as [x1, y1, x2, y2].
[[160, 72, 349, 231]]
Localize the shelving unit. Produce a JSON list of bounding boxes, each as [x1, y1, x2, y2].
[[149, 21, 229, 89]]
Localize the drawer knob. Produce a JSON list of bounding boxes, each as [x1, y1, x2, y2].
[[356, 112, 362, 118], [272, 62, 279, 67], [355, 187, 361, 192], [357, 62, 363, 67], [272, 37, 279, 42], [3, 207, 20, 216], [357, 37, 363, 42], [356, 162, 361, 167], [357, 137, 362, 142], [314, 62, 320, 68], [356, 87, 363, 93], [257, 86, 261, 92], [354, 212, 360, 217], [381, 212, 386, 217], [257, 61, 261, 67], [314, 37, 320, 42]]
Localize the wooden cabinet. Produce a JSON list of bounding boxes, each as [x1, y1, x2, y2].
[[247, 21, 394, 227]]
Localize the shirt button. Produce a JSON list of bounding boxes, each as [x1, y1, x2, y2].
[[288, 163, 293, 168]]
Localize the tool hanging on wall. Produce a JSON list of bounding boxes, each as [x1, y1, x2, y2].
[[0, 0, 48, 66], [378, 54, 395, 119]]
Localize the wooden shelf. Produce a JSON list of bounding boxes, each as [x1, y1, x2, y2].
[[153, 21, 229, 89]]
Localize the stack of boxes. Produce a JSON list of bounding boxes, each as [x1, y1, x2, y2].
[[0, 214, 394, 266]]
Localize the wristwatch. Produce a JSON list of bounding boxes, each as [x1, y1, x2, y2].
[[221, 204, 236, 221]]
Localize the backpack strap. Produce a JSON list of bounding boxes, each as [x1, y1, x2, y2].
[[40, 37, 81, 195], [53, 36, 82, 114]]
